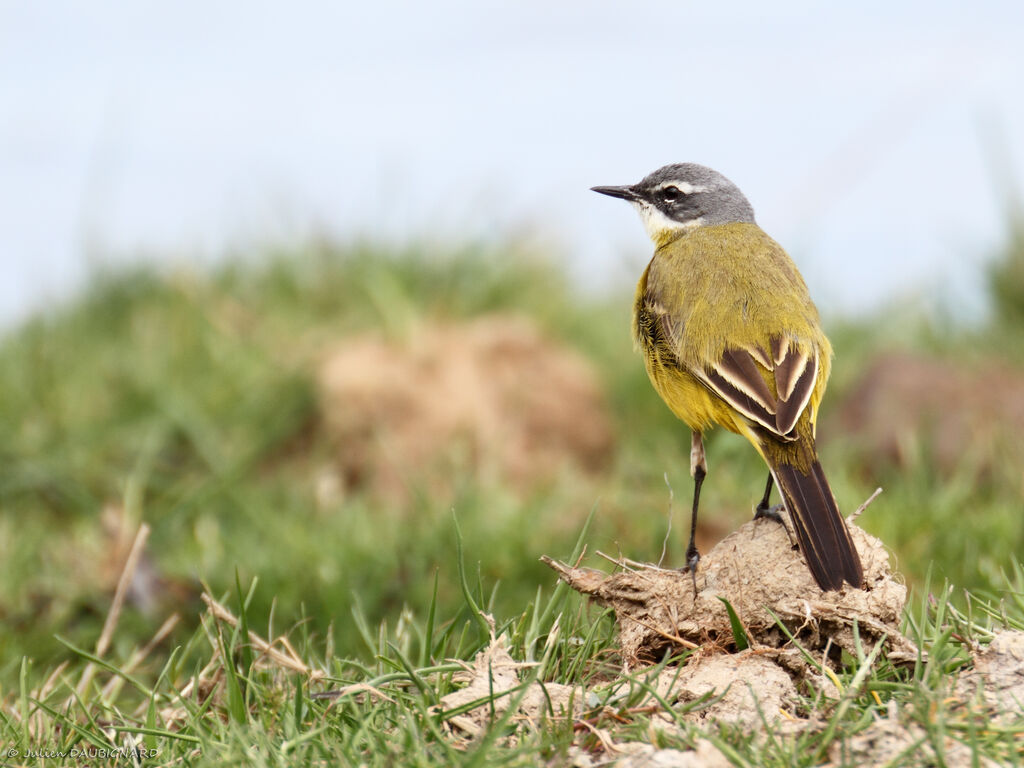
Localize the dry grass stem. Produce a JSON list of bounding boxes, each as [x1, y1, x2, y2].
[[200, 593, 322, 679], [848, 487, 883, 522], [74, 523, 151, 698]]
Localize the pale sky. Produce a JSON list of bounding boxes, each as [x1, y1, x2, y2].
[[2, 1, 1023, 325]]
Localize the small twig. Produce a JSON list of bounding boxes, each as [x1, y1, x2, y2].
[[596, 550, 640, 572], [14, 661, 70, 734], [659, 472, 674, 568], [76, 523, 151, 697], [572, 544, 587, 569], [848, 487, 883, 523], [201, 593, 321, 678], [573, 718, 619, 754], [38, 661, 71, 705], [97, 524, 151, 657], [106, 613, 181, 704], [277, 634, 308, 670], [177, 655, 221, 701], [595, 551, 678, 575], [310, 682, 396, 703], [622, 615, 700, 651]]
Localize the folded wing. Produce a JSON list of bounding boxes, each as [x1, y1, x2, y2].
[[692, 340, 819, 438]]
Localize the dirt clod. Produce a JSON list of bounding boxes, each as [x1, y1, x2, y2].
[[543, 514, 913, 668], [830, 714, 1001, 768], [655, 650, 800, 727], [436, 637, 583, 737], [955, 629, 1024, 719], [569, 741, 733, 768], [317, 314, 614, 502], [832, 352, 1024, 490]]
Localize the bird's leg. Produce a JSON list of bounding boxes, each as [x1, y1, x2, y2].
[[753, 472, 795, 547], [683, 431, 706, 593], [753, 473, 781, 521]]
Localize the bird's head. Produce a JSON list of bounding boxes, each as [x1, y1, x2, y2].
[[592, 163, 755, 245]]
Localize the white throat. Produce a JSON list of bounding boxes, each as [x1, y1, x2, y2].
[[631, 201, 703, 243]]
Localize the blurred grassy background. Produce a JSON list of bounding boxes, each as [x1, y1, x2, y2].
[[1, 217, 1023, 682]]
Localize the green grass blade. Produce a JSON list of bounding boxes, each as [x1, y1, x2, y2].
[[453, 511, 491, 640], [718, 597, 749, 651], [53, 636, 154, 698], [421, 568, 440, 669]]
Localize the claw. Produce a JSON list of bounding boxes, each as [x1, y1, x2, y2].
[[684, 549, 701, 573], [680, 549, 700, 597], [754, 502, 786, 525], [754, 502, 796, 548]]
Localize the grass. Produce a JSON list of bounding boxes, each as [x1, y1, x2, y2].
[[1, 237, 1023, 764], [3, 531, 1022, 765]]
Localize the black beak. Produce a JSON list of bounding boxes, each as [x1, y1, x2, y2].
[[590, 185, 641, 201]]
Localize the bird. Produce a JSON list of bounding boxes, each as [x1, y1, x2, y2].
[[592, 163, 863, 592]]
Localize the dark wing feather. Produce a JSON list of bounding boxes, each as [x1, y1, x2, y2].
[[775, 351, 817, 435], [694, 337, 820, 440], [718, 348, 776, 408], [704, 366, 777, 432], [774, 347, 806, 401]]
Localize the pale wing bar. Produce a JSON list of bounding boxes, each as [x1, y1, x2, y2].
[[693, 339, 819, 439]]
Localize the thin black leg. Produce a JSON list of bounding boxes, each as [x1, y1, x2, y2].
[[684, 464, 705, 578], [753, 472, 795, 547], [683, 431, 706, 594], [753, 474, 779, 520]]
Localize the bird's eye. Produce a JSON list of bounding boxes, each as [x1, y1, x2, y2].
[[660, 185, 682, 203]]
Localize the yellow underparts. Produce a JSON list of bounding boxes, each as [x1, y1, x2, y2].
[[645, 355, 763, 446]]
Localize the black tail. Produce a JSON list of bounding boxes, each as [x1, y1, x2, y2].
[[771, 458, 863, 591]]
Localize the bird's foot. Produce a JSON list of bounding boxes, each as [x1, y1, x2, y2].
[[678, 548, 701, 596], [754, 501, 786, 524], [754, 502, 797, 548]]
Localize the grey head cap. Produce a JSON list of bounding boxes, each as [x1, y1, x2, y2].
[[592, 163, 755, 239]]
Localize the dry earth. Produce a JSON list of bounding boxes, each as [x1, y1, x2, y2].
[[831, 351, 1024, 492], [317, 314, 614, 502], [421, 508, 1021, 765]]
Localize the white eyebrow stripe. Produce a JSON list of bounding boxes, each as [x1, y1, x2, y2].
[[656, 181, 708, 195]]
